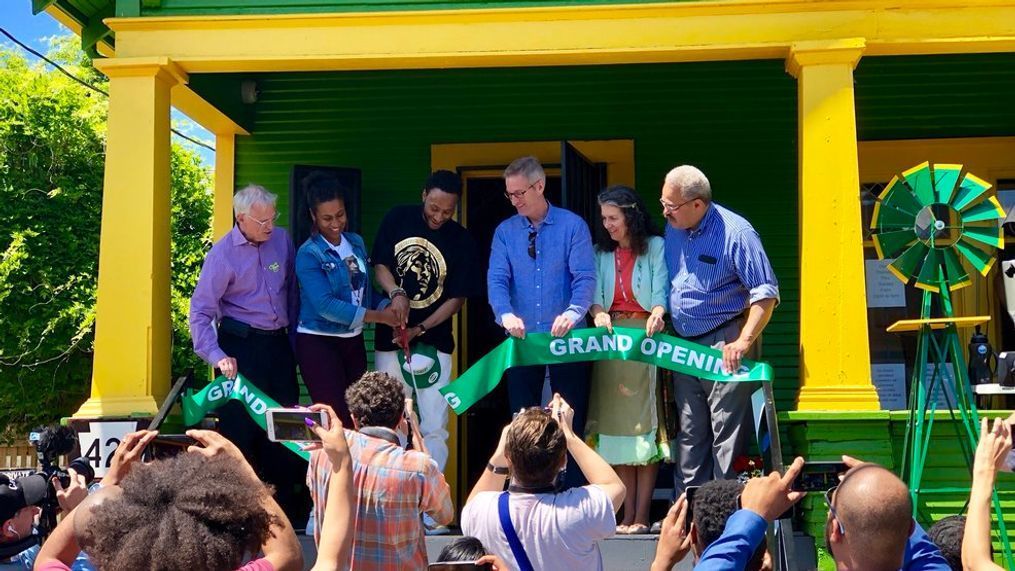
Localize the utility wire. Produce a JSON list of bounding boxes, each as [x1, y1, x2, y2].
[[0, 26, 216, 152]]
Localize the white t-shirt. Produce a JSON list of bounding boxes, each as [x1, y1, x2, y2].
[[297, 235, 367, 338], [461, 486, 615, 571]]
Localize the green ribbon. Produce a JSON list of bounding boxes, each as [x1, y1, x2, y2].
[[181, 374, 310, 461], [438, 326, 773, 414]]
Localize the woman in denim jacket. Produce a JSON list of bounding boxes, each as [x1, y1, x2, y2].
[[295, 178, 399, 424]]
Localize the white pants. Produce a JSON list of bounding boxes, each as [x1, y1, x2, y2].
[[374, 350, 452, 471]]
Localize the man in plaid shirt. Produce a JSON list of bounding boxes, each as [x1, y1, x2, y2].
[[307, 371, 453, 569]]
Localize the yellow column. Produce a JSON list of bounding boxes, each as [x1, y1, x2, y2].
[[787, 40, 880, 411], [75, 58, 186, 418], [213, 132, 236, 240]]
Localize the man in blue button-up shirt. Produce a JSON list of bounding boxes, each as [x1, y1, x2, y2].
[[661, 165, 779, 497], [488, 156, 596, 484]]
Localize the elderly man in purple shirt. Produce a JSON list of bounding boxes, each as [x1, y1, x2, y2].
[[189, 184, 307, 522]]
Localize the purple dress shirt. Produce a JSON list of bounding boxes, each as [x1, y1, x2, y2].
[[189, 226, 297, 366]]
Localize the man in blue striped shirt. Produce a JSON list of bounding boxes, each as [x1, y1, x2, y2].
[[661, 165, 779, 495], [488, 156, 596, 487]]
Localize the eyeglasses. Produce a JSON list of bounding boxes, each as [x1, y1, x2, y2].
[[660, 198, 697, 213], [246, 212, 280, 230], [505, 181, 539, 201], [824, 486, 846, 535], [528, 229, 537, 259]]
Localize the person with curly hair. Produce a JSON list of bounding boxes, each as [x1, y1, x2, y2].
[[307, 371, 453, 570], [586, 184, 668, 534], [34, 430, 302, 571]]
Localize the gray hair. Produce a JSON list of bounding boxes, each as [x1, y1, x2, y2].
[[664, 165, 712, 202], [503, 156, 546, 184], [233, 184, 278, 216]]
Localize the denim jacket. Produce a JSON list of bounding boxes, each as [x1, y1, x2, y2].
[[296, 232, 387, 334]]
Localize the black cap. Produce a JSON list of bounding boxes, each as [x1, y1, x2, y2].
[[0, 475, 47, 522]]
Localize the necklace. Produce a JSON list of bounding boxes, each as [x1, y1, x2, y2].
[[616, 248, 632, 302]]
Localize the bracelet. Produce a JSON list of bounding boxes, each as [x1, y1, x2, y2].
[[389, 288, 407, 300], [486, 462, 509, 476], [416, 323, 427, 336]]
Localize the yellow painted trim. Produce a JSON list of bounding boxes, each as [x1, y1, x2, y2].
[[76, 65, 177, 418], [871, 234, 886, 260], [43, 6, 115, 58], [914, 280, 942, 293], [786, 38, 865, 78], [966, 172, 995, 192], [886, 315, 991, 333], [949, 279, 972, 291], [988, 195, 1006, 216], [103, 0, 1015, 73], [171, 85, 249, 136], [886, 263, 911, 286], [213, 132, 236, 241]]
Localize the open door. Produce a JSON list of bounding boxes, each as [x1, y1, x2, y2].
[[561, 141, 607, 229]]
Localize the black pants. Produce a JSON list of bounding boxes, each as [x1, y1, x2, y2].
[[295, 332, 367, 427], [216, 329, 310, 527], [506, 361, 591, 489]]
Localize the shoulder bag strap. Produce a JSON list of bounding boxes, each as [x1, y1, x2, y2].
[[498, 491, 536, 571]]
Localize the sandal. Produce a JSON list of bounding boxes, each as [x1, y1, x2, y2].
[[626, 523, 650, 535], [615, 524, 630, 534]]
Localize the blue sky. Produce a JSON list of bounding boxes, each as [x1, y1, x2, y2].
[[0, 4, 216, 167]]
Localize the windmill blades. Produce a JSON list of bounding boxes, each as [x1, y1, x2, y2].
[[873, 228, 918, 260], [874, 176, 922, 226], [903, 162, 936, 206], [941, 248, 971, 291], [951, 173, 993, 212], [960, 196, 1006, 223], [888, 241, 930, 285], [915, 249, 943, 292], [873, 200, 917, 231], [932, 164, 963, 204], [962, 225, 1004, 250], [955, 239, 998, 276]]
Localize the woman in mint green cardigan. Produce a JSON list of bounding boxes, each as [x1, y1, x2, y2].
[[586, 185, 668, 535]]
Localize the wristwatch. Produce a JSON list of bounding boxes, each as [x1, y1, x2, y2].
[[487, 462, 509, 475]]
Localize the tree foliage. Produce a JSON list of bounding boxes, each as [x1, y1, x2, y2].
[[0, 39, 212, 441]]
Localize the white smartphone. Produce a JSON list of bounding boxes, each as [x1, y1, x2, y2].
[[265, 408, 329, 442]]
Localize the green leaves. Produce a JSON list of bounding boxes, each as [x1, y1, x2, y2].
[[0, 40, 211, 441]]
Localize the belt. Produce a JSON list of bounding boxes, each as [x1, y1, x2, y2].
[[220, 316, 287, 337], [680, 315, 743, 343], [609, 310, 650, 320]]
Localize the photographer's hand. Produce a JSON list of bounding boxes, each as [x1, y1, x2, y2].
[[53, 468, 89, 513], [186, 429, 259, 482], [104, 430, 158, 487]]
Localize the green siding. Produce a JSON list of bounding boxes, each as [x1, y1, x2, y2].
[[856, 54, 1015, 140], [222, 61, 802, 407]]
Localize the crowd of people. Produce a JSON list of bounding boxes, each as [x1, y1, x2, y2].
[[0, 154, 1011, 570]]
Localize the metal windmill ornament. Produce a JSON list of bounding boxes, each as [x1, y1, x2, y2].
[[870, 161, 1012, 566], [872, 161, 1004, 292]]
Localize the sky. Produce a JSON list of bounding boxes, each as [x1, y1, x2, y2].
[[0, 3, 217, 167]]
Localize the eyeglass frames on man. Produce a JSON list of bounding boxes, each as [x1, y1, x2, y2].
[[660, 198, 697, 213], [246, 212, 280, 230], [528, 230, 537, 259], [505, 181, 539, 201], [824, 486, 846, 535]]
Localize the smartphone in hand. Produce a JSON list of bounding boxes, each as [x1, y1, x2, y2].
[[266, 408, 329, 442]]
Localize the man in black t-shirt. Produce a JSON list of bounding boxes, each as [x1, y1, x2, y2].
[[371, 170, 479, 488]]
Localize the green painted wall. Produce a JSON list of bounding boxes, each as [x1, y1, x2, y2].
[[225, 60, 802, 407]]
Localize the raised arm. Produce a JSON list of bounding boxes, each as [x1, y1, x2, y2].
[[552, 394, 625, 512], [962, 418, 1011, 571]]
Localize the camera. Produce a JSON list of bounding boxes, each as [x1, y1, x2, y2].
[[26, 426, 95, 539]]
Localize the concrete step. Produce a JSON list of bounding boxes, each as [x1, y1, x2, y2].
[[298, 533, 695, 570]]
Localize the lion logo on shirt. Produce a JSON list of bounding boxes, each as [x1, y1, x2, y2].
[[394, 237, 447, 309]]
